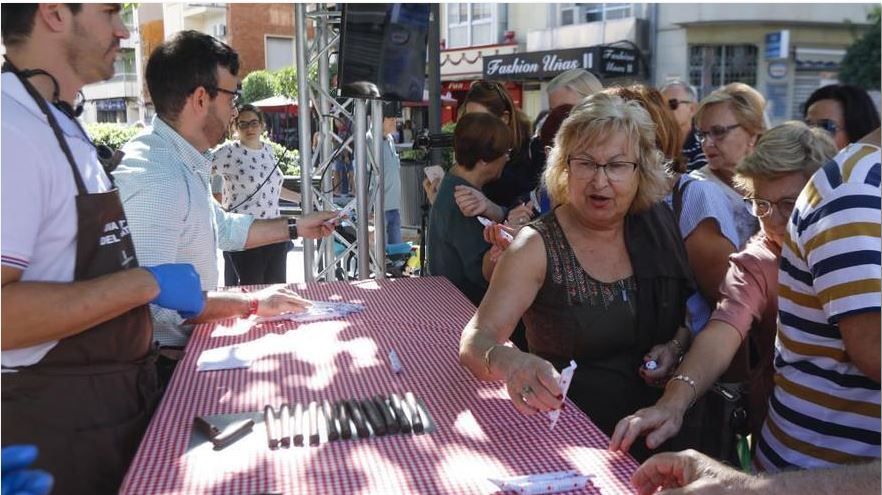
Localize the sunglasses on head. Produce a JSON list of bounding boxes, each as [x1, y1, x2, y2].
[[667, 99, 692, 111], [805, 119, 840, 136]]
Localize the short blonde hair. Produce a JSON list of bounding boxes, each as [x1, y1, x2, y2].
[[543, 93, 669, 213], [695, 82, 767, 137], [735, 121, 837, 195], [547, 69, 603, 98]]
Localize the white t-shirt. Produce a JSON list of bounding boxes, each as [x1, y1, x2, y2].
[[1, 73, 112, 369], [211, 141, 284, 219]]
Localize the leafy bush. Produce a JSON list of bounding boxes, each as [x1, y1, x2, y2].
[[241, 70, 276, 104], [267, 137, 300, 176], [274, 67, 298, 99], [839, 7, 881, 89], [85, 123, 141, 150]]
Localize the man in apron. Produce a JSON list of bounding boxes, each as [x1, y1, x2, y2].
[[1, 5, 205, 494]]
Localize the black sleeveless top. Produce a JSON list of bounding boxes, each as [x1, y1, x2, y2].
[[523, 203, 695, 461]]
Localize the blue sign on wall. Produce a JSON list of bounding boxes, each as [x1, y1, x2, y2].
[[765, 30, 790, 60]]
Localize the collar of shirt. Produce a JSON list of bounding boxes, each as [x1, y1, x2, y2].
[[150, 114, 214, 178], [1, 72, 91, 145]]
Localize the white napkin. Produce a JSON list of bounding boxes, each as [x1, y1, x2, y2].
[[488, 470, 594, 494], [547, 360, 577, 430]]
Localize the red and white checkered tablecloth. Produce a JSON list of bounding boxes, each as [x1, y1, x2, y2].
[[121, 277, 638, 494]]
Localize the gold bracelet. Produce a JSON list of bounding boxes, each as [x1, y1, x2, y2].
[[667, 374, 697, 408], [483, 344, 506, 376]]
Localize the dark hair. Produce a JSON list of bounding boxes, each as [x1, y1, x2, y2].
[[236, 103, 264, 123], [454, 113, 512, 170], [2, 4, 81, 46], [146, 30, 239, 121], [803, 84, 881, 143], [463, 80, 526, 149], [539, 104, 574, 147]]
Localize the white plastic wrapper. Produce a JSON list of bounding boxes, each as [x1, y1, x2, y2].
[[477, 216, 514, 242], [547, 360, 577, 430], [488, 470, 594, 494]]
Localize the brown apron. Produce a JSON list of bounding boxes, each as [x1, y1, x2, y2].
[[1, 64, 160, 495]]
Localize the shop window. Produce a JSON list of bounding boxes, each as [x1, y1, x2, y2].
[[688, 44, 758, 99]]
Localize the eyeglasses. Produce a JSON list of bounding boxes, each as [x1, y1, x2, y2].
[[696, 124, 741, 144], [236, 119, 262, 130], [805, 119, 840, 137], [744, 197, 797, 219], [204, 85, 242, 107], [667, 99, 693, 111], [567, 156, 638, 182]]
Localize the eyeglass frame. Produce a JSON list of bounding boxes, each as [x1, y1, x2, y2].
[[667, 99, 693, 111], [566, 155, 639, 182], [696, 123, 741, 144], [804, 118, 840, 137], [197, 85, 242, 107], [236, 118, 262, 130], [743, 197, 797, 219]]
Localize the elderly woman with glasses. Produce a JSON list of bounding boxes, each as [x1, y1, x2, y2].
[[211, 103, 302, 286], [610, 121, 837, 457], [459, 94, 696, 461], [692, 83, 766, 248]]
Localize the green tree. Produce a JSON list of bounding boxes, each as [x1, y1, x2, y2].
[[273, 66, 298, 99], [241, 70, 276, 104], [839, 6, 881, 89]]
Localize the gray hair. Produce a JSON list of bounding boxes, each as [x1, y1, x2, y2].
[[659, 80, 697, 101], [547, 69, 603, 98]]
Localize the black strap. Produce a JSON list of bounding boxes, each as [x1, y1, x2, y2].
[[2, 60, 89, 195], [224, 146, 287, 212], [672, 174, 692, 224]]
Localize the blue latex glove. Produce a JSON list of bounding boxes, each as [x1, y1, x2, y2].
[[144, 264, 205, 319], [1, 445, 53, 495]]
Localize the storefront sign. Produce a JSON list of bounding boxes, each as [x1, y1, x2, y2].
[[96, 98, 127, 111], [600, 47, 639, 76], [483, 47, 595, 80], [768, 61, 788, 79], [765, 30, 790, 60]]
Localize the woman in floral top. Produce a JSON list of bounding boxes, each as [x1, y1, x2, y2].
[[212, 104, 301, 285]]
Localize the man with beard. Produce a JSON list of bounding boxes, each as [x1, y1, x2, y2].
[[1, 5, 205, 494], [113, 31, 338, 389]]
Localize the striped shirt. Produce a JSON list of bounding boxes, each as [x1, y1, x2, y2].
[[114, 116, 254, 347], [757, 143, 881, 472]]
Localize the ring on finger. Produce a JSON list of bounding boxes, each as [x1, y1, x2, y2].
[[520, 384, 533, 402]]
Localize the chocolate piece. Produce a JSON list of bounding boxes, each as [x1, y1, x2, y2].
[[361, 398, 387, 436], [279, 403, 291, 448], [405, 392, 424, 434], [308, 401, 320, 446], [194, 415, 221, 439], [374, 395, 399, 434], [336, 400, 353, 440], [264, 405, 280, 449], [389, 393, 411, 434], [322, 399, 340, 441], [347, 400, 370, 438], [293, 402, 304, 446], [211, 418, 254, 451]]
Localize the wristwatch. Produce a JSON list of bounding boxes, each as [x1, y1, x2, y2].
[[287, 218, 298, 239]]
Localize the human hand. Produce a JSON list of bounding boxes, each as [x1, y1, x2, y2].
[[454, 185, 491, 218], [609, 402, 685, 453], [298, 211, 339, 239], [639, 342, 679, 386], [422, 177, 441, 204], [252, 284, 313, 317], [505, 202, 535, 227], [482, 223, 516, 262], [1, 445, 53, 495], [631, 449, 758, 495], [503, 352, 564, 416], [143, 264, 205, 319]]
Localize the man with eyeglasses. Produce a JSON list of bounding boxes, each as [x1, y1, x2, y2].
[[113, 30, 339, 390], [660, 80, 707, 172]]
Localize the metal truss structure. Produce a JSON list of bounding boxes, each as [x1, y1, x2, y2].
[[294, 4, 387, 282]]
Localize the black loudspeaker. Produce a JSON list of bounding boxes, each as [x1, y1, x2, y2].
[[337, 4, 430, 102]]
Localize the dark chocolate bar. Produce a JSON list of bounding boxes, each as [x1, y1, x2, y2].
[[308, 401, 320, 446], [322, 399, 340, 441], [293, 402, 304, 446], [405, 392, 424, 434], [389, 393, 411, 434], [194, 415, 221, 439], [347, 400, 370, 438], [279, 403, 291, 448], [211, 418, 255, 450], [336, 400, 353, 440], [264, 405, 280, 449], [374, 395, 399, 434], [361, 399, 387, 436]]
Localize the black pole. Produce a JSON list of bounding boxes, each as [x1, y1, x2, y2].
[[427, 4, 442, 167]]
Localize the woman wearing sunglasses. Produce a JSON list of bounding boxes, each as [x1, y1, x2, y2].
[[692, 83, 765, 249], [803, 83, 881, 151], [211, 104, 301, 286], [610, 121, 837, 459]]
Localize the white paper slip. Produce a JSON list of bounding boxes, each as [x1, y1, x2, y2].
[[196, 344, 253, 371], [477, 216, 513, 241], [424, 165, 444, 182], [547, 360, 577, 430], [388, 349, 403, 374], [488, 471, 594, 495]]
